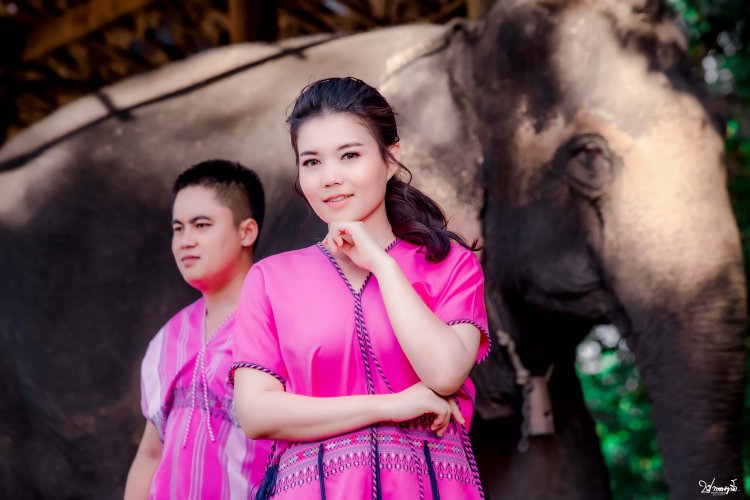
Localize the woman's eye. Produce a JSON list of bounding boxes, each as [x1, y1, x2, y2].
[[172, 226, 182, 233], [196, 223, 209, 229], [301, 158, 320, 167], [342, 151, 360, 160]]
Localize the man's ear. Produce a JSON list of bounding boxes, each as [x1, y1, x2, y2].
[[386, 143, 401, 179], [239, 218, 259, 249]]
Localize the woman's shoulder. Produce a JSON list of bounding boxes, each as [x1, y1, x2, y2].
[[250, 243, 328, 282], [395, 239, 480, 269], [254, 244, 320, 268], [444, 240, 480, 261]]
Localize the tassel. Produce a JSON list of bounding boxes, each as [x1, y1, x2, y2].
[[423, 441, 440, 500], [255, 462, 278, 500], [318, 443, 327, 500], [374, 437, 382, 500]]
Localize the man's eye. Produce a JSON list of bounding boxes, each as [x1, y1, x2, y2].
[[342, 152, 360, 160], [196, 223, 209, 229], [172, 226, 182, 233], [301, 158, 320, 167]]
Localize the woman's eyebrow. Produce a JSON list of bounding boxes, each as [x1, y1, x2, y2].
[[299, 142, 363, 156]]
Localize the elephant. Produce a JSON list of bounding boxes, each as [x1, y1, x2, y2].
[[0, 0, 745, 498]]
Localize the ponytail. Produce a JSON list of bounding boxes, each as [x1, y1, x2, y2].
[[385, 163, 479, 262]]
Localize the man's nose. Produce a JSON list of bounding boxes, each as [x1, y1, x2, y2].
[[179, 229, 197, 248]]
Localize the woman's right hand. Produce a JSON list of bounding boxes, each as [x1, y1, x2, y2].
[[386, 382, 465, 437]]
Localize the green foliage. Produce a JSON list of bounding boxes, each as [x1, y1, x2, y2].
[[578, 1, 750, 497], [577, 348, 668, 499], [669, 0, 750, 494]]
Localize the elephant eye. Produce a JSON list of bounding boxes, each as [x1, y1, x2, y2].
[[573, 142, 605, 167], [559, 134, 617, 197]]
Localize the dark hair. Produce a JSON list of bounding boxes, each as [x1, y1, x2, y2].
[[172, 159, 266, 247], [286, 77, 477, 262]]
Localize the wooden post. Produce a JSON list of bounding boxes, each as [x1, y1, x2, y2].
[[21, 0, 157, 62], [466, 0, 488, 20], [368, 0, 386, 20], [228, 0, 278, 43], [1, 18, 27, 144], [328, 0, 379, 28]]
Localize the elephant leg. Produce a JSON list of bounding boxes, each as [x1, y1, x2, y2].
[[472, 361, 611, 500]]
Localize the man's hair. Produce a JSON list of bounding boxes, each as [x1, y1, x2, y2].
[[172, 159, 265, 245]]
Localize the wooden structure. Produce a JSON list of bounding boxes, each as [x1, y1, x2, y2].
[[0, 0, 490, 145]]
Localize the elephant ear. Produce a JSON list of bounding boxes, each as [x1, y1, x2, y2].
[[377, 29, 520, 418], [379, 22, 485, 246]]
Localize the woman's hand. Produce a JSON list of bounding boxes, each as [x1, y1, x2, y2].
[[323, 221, 391, 272], [386, 382, 465, 437]]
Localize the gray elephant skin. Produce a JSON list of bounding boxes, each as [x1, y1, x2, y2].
[[0, 0, 746, 499]]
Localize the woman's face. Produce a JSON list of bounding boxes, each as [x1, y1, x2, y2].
[[296, 112, 398, 224]]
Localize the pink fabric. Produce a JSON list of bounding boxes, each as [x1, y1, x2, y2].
[[140, 298, 272, 500], [232, 241, 490, 499]]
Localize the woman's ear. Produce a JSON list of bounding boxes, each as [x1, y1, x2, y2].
[[239, 218, 259, 249], [386, 143, 401, 179]]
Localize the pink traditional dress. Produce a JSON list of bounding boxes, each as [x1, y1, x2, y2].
[[231, 240, 490, 500], [140, 298, 272, 499]]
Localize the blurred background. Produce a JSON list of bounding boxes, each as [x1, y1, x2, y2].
[[1, 1, 747, 498]]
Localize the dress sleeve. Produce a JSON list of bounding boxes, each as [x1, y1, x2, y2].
[[140, 328, 167, 441], [431, 246, 491, 363], [230, 264, 289, 387]]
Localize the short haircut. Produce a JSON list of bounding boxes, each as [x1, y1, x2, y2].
[[172, 159, 265, 246]]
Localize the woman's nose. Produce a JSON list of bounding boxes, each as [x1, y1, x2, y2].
[[322, 163, 343, 187]]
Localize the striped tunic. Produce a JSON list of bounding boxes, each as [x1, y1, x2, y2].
[[141, 298, 271, 499]]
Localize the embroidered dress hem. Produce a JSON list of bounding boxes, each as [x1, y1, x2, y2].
[[268, 418, 483, 500]]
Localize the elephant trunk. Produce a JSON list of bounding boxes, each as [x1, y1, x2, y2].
[[620, 261, 747, 499]]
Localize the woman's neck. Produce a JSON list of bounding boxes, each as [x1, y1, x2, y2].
[[360, 201, 396, 249]]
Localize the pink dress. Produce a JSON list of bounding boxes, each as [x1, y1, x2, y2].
[[140, 298, 272, 499], [231, 241, 490, 499]]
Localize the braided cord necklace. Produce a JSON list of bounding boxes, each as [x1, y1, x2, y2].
[[181, 305, 235, 447]]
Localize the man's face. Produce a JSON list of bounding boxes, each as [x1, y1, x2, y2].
[[171, 185, 251, 292]]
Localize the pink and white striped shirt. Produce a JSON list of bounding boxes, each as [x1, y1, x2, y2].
[[141, 298, 271, 499]]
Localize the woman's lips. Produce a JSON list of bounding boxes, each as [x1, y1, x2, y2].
[[324, 194, 353, 208]]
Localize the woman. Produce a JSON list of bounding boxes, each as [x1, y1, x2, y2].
[[232, 77, 490, 499]]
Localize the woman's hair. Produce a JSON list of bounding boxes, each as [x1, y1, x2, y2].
[[287, 77, 478, 262]]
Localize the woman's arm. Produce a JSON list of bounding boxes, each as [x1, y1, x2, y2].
[[123, 421, 162, 500], [233, 369, 462, 441], [324, 222, 482, 396], [372, 256, 481, 396]]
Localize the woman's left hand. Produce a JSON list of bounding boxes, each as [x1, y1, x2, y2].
[[323, 221, 390, 271]]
